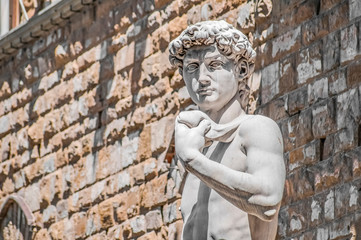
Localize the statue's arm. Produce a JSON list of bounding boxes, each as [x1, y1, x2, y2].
[[175, 115, 285, 221]]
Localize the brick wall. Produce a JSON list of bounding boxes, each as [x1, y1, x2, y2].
[[0, 0, 360, 239]]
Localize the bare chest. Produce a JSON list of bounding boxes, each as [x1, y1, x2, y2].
[[181, 138, 248, 218]]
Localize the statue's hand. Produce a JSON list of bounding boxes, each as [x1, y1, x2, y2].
[[175, 114, 211, 163]]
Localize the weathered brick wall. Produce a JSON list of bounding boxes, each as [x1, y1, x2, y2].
[[0, 0, 360, 239], [252, 0, 361, 239]]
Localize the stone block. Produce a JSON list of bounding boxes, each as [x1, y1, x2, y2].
[[116, 187, 141, 221], [290, 108, 314, 147], [289, 140, 320, 172], [328, 70, 347, 96], [71, 211, 87, 239], [39, 70, 60, 92], [0, 114, 11, 137], [312, 99, 336, 139], [279, 55, 297, 94], [99, 198, 116, 229], [324, 190, 335, 221], [109, 32, 127, 53], [61, 61, 79, 81], [323, 30, 340, 72], [13, 170, 26, 190], [347, 60, 361, 88], [49, 220, 65, 240], [72, 62, 100, 95], [316, 227, 329, 240], [0, 79, 11, 100], [284, 168, 314, 204], [334, 126, 358, 153], [349, 0, 361, 20], [144, 158, 158, 181], [329, 216, 352, 239], [43, 205, 57, 226], [145, 209, 163, 230], [138, 231, 158, 240], [76, 46, 98, 71], [287, 200, 311, 235], [107, 225, 123, 240], [141, 174, 167, 208], [261, 61, 279, 104], [302, 15, 328, 46], [259, 96, 288, 121], [334, 183, 351, 219], [336, 88, 360, 130], [320, 0, 343, 13], [114, 41, 135, 73], [328, 1, 349, 32], [150, 115, 175, 155], [254, 42, 272, 71], [310, 193, 325, 227], [56, 199, 68, 220], [168, 220, 183, 240], [341, 24, 358, 64], [2, 177, 14, 194], [40, 170, 63, 207], [308, 77, 328, 104], [33, 229, 51, 240], [130, 215, 146, 237], [96, 141, 124, 180], [90, 180, 106, 203], [49, 81, 73, 109], [278, 0, 317, 31], [272, 26, 301, 59], [287, 86, 308, 115], [296, 43, 322, 84], [163, 200, 182, 224], [121, 133, 139, 168], [168, 15, 188, 40], [24, 183, 41, 211]]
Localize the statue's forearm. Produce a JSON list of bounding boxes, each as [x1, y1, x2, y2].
[[181, 151, 279, 221]]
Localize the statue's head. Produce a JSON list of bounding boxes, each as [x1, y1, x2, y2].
[[169, 20, 256, 111]]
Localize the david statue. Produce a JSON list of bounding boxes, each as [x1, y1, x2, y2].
[[169, 20, 286, 239]]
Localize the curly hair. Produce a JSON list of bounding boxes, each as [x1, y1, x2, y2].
[[168, 20, 256, 111]]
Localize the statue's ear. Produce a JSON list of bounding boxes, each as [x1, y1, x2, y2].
[[237, 59, 249, 80]]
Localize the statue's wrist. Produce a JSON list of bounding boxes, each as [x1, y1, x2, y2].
[[177, 148, 202, 163]]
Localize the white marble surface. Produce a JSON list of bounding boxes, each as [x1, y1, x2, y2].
[[169, 20, 286, 240]]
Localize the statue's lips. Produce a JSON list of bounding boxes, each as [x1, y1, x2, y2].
[[197, 88, 213, 95]]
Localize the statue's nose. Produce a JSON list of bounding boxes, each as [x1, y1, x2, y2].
[[198, 63, 211, 84]]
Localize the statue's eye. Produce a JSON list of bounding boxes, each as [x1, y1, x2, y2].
[[209, 61, 223, 69], [186, 63, 198, 72]]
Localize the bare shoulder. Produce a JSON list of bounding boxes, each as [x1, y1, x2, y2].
[[238, 115, 283, 153]]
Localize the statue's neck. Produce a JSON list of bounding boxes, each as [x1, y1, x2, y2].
[[201, 93, 245, 124]]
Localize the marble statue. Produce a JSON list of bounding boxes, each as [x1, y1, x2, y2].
[[169, 20, 286, 240]]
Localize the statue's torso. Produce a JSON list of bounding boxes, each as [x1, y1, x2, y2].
[[181, 132, 252, 240]]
